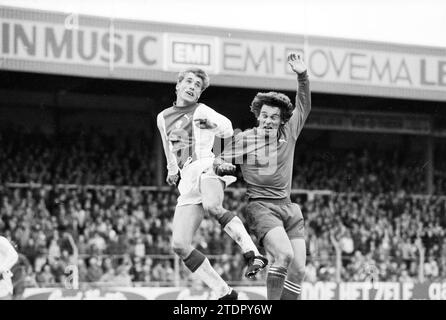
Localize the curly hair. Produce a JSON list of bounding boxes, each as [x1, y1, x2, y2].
[[177, 68, 210, 92], [250, 92, 294, 124]]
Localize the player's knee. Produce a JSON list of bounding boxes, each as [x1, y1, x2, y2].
[[203, 202, 224, 218], [293, 264, 306, 280], [286, 254, 306, 279], [275, 250, 294, 268], [172, 241, 191, 259]]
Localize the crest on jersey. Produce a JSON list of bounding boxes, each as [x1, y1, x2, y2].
[[175, 120, 183, 129]]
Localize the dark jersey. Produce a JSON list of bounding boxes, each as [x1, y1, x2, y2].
[[219, 72, 311, 199]]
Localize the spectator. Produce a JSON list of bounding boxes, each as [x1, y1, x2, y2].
[[36, 264, 55, 286], [86, 257, 103, 282], [112, 265, 132, 286]]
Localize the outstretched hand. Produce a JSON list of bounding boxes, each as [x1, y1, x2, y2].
[[288, 52, 307, 74]]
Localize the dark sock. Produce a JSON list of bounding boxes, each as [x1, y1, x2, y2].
[[183, 249, 206, 272], [183, 249, 230, 298], [281, 280, 302, 300], [266, 265, 287, 300], [217, 210, 235, 228]]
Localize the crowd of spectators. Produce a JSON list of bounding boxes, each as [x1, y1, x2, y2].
[[301, 192, 446, 283], [1, 128, 446, 289], [2, 128, 445, 194], [0, 127, 157, 186], [1, 185, 446, 288], [292, 148, 433, 194]]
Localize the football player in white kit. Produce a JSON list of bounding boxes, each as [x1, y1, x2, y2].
[[157, 67, 267, 300], [0, 236, 19, 300]]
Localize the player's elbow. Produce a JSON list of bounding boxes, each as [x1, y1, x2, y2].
[[216, 126, 233, 139]]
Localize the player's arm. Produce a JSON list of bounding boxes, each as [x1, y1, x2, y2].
[[0, 236, 19, 272], [157, 112, 180, 186], [194, 105, 234, 138], [213, 130, 254, 175], [288, 53, 311, 137]]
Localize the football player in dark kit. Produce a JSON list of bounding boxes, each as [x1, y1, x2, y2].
[[215, 52, 311, 300]]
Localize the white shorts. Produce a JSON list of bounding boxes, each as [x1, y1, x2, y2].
[[176, 158, 236, 207]]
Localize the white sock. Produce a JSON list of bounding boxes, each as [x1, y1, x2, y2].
[[224, 216, 260, 256], [194, 258, 231, 298]]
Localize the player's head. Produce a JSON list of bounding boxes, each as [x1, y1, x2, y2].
[[176, 68, 210, 105], [250, 92, 293, 134]]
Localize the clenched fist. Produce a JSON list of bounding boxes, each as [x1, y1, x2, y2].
[[166, 173, 180, 186], [215, 162, 236, 176]]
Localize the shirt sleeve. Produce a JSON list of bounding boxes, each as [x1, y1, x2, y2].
[[216, 130, 261, 165], [157, 112, 179, 176], [0, 237, 18, 272], [197, 104, 234, 138], [215, 131, 245, 165], [288, 71, 311, 140]]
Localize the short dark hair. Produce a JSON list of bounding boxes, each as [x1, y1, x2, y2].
[[250, 92, 294, 123], [177, 68, 210, 91]]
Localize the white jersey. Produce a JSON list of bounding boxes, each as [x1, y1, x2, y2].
[[157, 102, 233, 175], [0, 236, 18, 297], [157, 102, 236, 206]]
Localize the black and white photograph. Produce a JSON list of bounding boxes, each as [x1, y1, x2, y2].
[[0, 0, 445, 308]]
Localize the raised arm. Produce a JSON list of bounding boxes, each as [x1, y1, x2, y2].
[[288, 53, 311, 138], [157, 112, 180, 185]]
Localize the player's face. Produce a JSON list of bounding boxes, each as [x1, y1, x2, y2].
[[257, 104, 282, 135], [176, 73, 204, 105]]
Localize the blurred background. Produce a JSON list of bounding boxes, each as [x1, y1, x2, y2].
[[1, 0, 446, 300]]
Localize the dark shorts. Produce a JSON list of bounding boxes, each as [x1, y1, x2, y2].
[[245, 197, 305, 246]]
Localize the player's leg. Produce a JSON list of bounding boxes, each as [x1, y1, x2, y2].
[[280, 202, 306, 300], [200, 175, 267, 277], [281, 238, 306, 300], [171, 204, 234, 299], [263, 226, 294, 300]]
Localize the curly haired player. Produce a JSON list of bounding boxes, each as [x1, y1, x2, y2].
[[215, 53, 311, 300]]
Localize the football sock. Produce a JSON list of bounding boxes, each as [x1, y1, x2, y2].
[[281, 279, 302, 300], [183, 249, 230, 298], [218, 211, 260, 256], [267, 265, 287, 300]]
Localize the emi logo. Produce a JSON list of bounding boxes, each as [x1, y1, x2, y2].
[[172, 42, 211, 66]]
